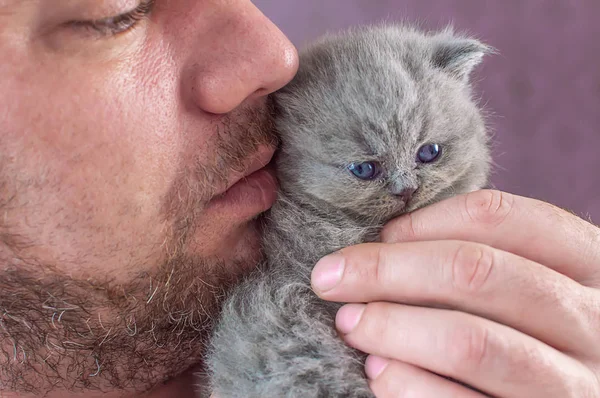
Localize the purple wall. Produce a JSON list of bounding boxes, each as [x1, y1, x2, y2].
[[255, 0, 600, 221]]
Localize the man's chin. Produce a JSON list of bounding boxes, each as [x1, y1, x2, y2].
[[0, 224, 265, 396]]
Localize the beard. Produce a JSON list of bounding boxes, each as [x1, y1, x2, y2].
[[0, 102, 278, 395]]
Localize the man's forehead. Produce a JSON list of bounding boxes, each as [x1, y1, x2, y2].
[[0, 0, 37, 7], [0, 0, 26, 9], [0, 0, 38, 14], [0, 0, 136, 12]]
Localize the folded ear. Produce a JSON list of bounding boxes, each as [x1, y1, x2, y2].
[[431, 31, 493, 81]]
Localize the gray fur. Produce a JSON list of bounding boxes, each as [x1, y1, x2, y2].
[[203, 24, 493, 397]]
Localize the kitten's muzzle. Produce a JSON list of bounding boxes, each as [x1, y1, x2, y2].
[[392, 186, 417, 205]]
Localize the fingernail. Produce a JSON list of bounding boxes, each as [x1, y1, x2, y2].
[[336, 304, 365, 334], [312, 254, 345, 292], [365, 355, 389, 380]]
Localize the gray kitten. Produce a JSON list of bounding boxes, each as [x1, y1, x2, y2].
[[204, 24, 492, 397]]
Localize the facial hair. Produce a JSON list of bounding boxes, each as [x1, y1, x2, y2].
[[0, 103, 278, 395]]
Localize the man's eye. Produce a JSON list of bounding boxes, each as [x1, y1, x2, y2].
[[68, 0, 156, 37]]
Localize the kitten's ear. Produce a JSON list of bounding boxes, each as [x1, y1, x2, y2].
[[431, 30, 493, 81]]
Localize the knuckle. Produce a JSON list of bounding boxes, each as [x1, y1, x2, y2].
[[572, 374, 600, 398], [505, 343, 544, 383], [402, 212, 418, 241], [371, 245, 398, 289], [581, 223, 600, 275], [450, 243, 494, 293], [494, 333, 593, 397], [464, 189, 514, 227], [508, 345, 594, 398], [524, 276, 592, 345], [373, 245, 387, 287], [559, 361, 600, 398], [586, 365, 600, 398], [580, 289, 600, 347], [537, 277, 572, 310], [381, 212, 418, 243], [446, 322, 490, 374]]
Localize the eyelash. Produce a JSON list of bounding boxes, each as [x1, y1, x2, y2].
[[70, 0, 156, 37]]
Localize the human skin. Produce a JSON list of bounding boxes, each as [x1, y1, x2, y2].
[[3, 1, 600, 398], [0, 0, 297, 397], [312, 190, 600, 397]]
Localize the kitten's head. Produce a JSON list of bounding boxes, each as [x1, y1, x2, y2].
[[272, 24, 493, 224]]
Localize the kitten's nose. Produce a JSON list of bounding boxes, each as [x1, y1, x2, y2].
[[394, 187, 417, 204]]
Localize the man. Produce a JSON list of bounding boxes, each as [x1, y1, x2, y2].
[[1, 1, 599, 397]]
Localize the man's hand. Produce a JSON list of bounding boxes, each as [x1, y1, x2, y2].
[[311, 189, 600, 397]]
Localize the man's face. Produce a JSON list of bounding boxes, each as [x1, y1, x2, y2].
[[0, 0, 298, 395]]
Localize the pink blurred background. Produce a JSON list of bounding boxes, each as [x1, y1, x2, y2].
[[254, 0, 600, 221]]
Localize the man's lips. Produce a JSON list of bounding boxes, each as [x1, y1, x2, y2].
[[215, 146, 276, 197], [206, 147, 279, 216]]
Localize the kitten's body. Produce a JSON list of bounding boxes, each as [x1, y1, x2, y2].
[[205, 24, 492, 397]]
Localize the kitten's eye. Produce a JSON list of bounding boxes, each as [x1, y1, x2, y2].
[[347, 162, 381, 180], [417, 143, 442, 163]]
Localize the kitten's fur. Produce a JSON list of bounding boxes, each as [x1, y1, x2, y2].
[[204, 24, 493, 397]]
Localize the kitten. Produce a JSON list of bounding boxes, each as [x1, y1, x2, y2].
[[204, 24, 493, 397]]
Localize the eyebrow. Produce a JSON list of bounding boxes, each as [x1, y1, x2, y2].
[[1, 0, 140, 16]]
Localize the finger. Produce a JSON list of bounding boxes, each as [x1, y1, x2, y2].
[[381, 190, 600, 285], [365, 356, 489, 398], [312, 240, 597, 355], [337, 303, 597, 398]]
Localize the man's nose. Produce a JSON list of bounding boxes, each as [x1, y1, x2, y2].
[[187, 1, 299, 115]]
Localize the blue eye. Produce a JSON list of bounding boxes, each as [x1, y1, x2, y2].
[[347, 162, 381, 180], [417, 143, 442, 163]]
